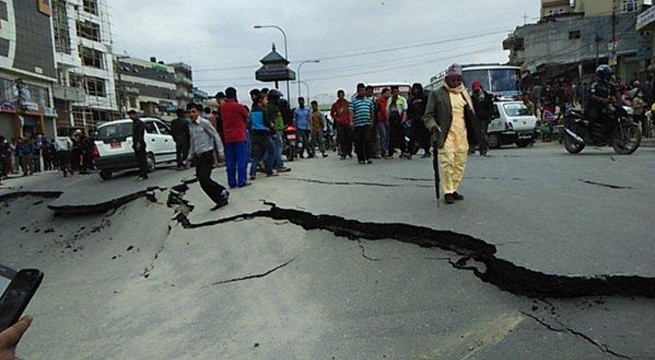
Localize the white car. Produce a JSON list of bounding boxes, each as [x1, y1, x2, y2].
[[94, 118, 177, 180], [487, 101, 539, 148]]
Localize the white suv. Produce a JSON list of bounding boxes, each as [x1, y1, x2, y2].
[[94, 118, 177, 180]]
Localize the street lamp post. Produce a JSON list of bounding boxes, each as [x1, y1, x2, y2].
[[294, 81, 310, 102], [253, 24, 290, 98], [297, 60, 319, 101]]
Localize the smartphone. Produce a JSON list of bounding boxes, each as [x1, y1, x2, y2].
[[0, 265, 15, 296], [0, 269, 44, 332]]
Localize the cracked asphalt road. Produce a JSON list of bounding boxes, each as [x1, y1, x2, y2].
[[0, 143, 654, 359]]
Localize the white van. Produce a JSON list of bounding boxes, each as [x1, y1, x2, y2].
[[487, 101, 538, 148], [94, 118, 177, 179]]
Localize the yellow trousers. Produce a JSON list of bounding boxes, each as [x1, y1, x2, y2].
[[438, 126, 469, 195]]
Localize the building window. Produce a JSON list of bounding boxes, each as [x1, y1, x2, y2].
[[79, 46, 104, 69], [52, 0, 71, 54], [86, 77, 106, 97], [82, 0, 98, 15], [69, 73, 83, 88], [76, 20, 101, 42], [569, 30, 581, 39], [69, 73, 106, 97], [622, 0, 637, 12]]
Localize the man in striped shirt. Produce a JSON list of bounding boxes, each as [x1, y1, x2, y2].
[[349, 83, 375, 164]]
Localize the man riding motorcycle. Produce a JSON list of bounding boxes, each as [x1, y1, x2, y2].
[[564, 64, 641, 155], [585, 65, 619, 124]]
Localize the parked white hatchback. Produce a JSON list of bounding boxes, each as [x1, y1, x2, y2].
[[94, 118, 177, 180], [487, 100, 539, 149]]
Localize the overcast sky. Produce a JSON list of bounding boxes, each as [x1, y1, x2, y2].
[[108, 0, 540, 105]]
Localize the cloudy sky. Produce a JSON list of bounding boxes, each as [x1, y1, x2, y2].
[[108, 0, 540, 105]]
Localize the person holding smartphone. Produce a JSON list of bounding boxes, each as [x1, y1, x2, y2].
[[0, 316, 32, 360]]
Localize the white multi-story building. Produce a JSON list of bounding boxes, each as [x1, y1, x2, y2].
[[51, 0, 117, 133], [115, 56, 179, 116]]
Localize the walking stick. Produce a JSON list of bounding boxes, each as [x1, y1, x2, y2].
[[432, 134, 440, 204]]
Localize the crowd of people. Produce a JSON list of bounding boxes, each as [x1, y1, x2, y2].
[[0, 130, 96, 183], [159, 64, 481, 209], [329, 83, 436, 163], [523, 69, 655, 141]]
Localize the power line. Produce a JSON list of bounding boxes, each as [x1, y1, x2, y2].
[[194, 45, 499, 89], [193, 28, 510, 72], [193, 38, 503, 84]]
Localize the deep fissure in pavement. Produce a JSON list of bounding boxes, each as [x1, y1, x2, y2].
[[4, 183, 651, 358], [173, 204, 655, 299], [9, 179, 655, 301]]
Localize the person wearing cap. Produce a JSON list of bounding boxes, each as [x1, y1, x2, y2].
[[471, 80, 494, 156], [128, 110, 149, 181], [423, 63, 480, 204]]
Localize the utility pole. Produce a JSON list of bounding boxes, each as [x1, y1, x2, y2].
[[610, 0, 617, 70]]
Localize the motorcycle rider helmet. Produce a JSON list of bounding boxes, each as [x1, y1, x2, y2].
[[595, 65, 614, 82]]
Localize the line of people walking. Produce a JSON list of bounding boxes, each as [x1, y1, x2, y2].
[[330, 82, 458, 164]]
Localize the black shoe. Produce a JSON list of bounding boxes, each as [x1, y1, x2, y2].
[[421, 153, 431, 159], [322, 153, 328, 158], [444, 193, 455, 204], [366, 160, 373, 164], [211, 190, 230, 211], [340, 155, 346, 160], [452, 192, 464, 201]]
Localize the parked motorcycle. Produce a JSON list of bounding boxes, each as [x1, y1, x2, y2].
[[562, 105, 641, 155], [283, 124, 297, 162]]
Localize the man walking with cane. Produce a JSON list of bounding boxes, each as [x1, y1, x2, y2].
[[423, 64, 480, 204]]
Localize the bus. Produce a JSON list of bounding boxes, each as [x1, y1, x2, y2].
[[369, 82, 411, 99], [424, 64, 522, 98]]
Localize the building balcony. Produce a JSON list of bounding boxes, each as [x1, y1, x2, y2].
[[52, 84, 85, 102]]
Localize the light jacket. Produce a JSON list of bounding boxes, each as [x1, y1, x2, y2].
[[423, 86, 480, 149]]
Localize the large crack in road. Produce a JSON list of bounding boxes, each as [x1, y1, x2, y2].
[[171, 201, 655, 299], [4, 180, 653, 359], [13, 179, 653, 300]]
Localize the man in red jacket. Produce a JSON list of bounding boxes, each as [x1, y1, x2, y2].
[[330, 89, 352, 159], [220, 87, 249, 188]]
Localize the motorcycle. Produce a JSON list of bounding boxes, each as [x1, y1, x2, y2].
[[562, 104, 641, 155], [323, 121, 336, 152], [283, 124, 297, 162]]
